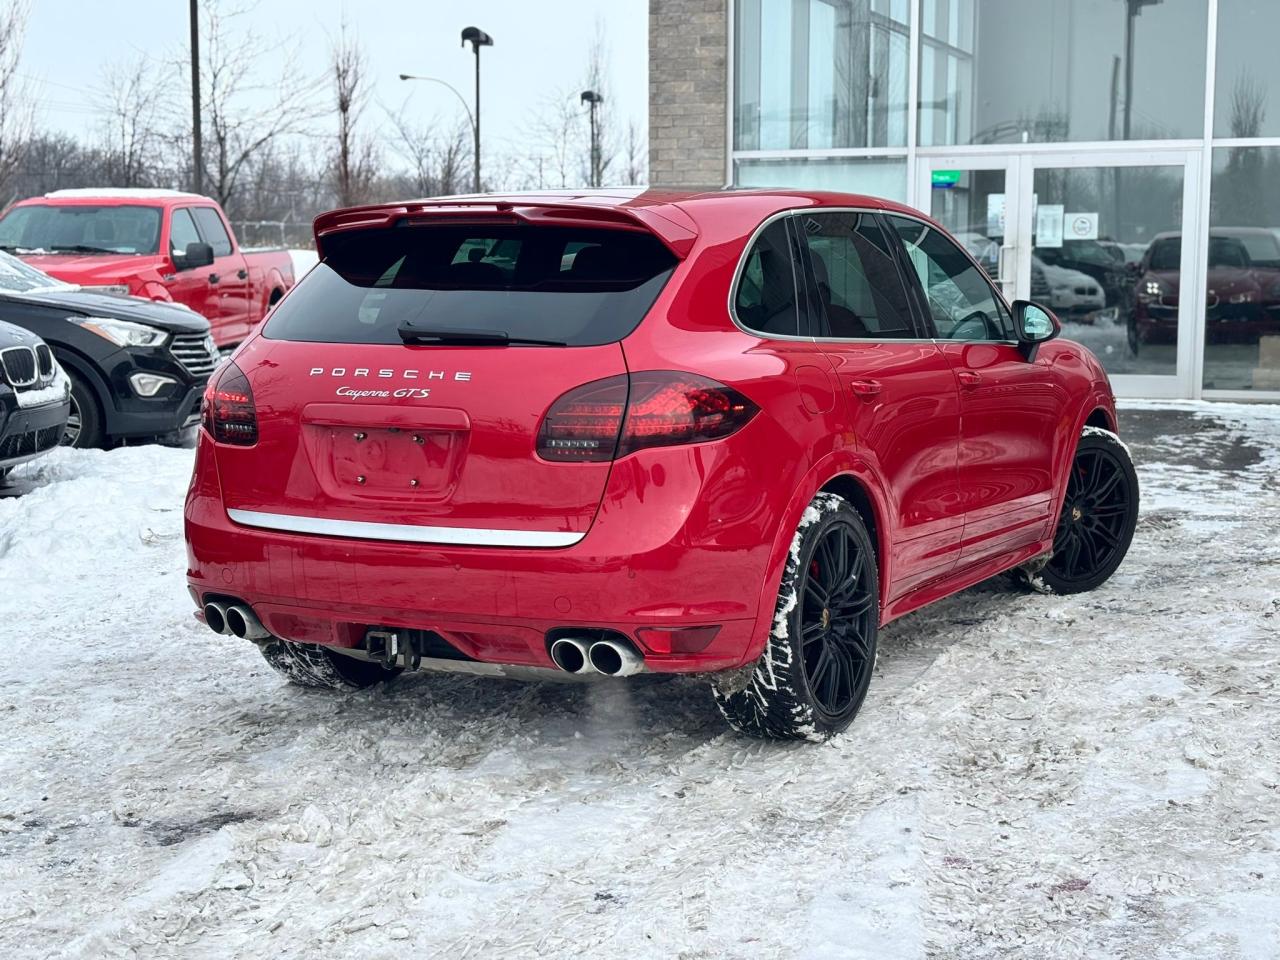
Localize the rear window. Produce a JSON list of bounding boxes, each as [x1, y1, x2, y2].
[[264, 225, 678, 346]]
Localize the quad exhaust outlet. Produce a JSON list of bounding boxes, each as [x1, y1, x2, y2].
[[549, 636, 646, 677], [203, 601, 231, 636], [226, 604, 271, 640]]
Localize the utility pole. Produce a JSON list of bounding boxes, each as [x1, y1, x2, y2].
[[189, 0, 202, 194], [461, 27, 493, 193], [581, 90, 604, 188]]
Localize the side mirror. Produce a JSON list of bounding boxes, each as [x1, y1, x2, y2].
[[175, 241, 214, 271], [1012, 299, 1060, 361]]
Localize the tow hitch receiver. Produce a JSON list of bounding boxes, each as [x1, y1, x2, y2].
[[365, 628, 421, 670]]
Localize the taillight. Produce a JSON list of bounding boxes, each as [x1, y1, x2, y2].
[[203, 361, 258, 445], [537, 372, 758, 463], [537, 374, 628, 462]]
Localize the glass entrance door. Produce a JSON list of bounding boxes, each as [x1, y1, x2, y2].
[[923, 152, 1200, 398], [918, 158, 1021, 302], [1021, 153, 1199, 398]]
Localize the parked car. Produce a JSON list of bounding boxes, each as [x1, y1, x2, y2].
[[0, 189, 295, 349], [1036, 238, 1130, 321], [1129, 227, 1280, 354], [1033, 255, 1106, 317], [0, 251, 218, 447], [185, 189, 1138, 741], [0, 319, 70, 479]]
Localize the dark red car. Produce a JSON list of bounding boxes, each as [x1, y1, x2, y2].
[[184, 189, 1139, 741]]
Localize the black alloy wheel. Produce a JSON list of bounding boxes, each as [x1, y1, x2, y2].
[[1022, 428, 1139, 595], [712, 493, 880, 741], [800, 524, 876, 722]]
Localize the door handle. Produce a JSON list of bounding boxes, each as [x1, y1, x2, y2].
[[848, 379, 882, 400], [957, 370, 982, 388], [208, 273, 220, 284], [237, 269, 248, 280], [997, 244, 1014, 285]]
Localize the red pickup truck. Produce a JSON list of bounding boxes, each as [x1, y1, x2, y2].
[[0, 189, 296, 348]]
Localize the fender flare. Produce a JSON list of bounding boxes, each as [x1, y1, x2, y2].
[[742, 451, 895, 666], [1052, 389, 1119, 504]]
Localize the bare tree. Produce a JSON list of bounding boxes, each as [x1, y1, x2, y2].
[[386, 101, 469, 197], [521, 89, 583, 189], [96, 55, 168, 187], [0, 0, 32, 203], [195, 1, 319, 214], [623, 119, 646, 186], [581, 20, 616, 187], [330, 22, 377, 207]]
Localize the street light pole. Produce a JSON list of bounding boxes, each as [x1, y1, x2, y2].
[[461, 27, 493, 193], [189, 0, 202, 194], [398, 74, 477, 194], [580, 90, 604, 188]]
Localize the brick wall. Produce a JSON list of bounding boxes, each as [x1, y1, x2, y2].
[[648, 0, 728, 187]]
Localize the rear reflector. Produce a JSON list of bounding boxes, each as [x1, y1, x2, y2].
[[203, 361, 258, 445], [537, 372, 758, 463], [635, 625, 721, 654]]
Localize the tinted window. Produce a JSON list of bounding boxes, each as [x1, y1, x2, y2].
[[169, 208, 202, 255], [798, 211, 914, 339], [888, 215, 1012, 341], [734, 219, 800, 337], [192, 207, 233, 256], [265, 225, 677, 347], [0, 204, 161, 255]]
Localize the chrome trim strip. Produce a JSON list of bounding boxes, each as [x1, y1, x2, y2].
[[226, 508, 585, 548]]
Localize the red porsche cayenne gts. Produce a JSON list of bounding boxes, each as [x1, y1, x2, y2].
[[185, 189, 1139, 741]]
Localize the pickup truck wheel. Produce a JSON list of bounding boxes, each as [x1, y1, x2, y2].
[[258, 638, 399, 689], [61, 372, 104, 449], [1016, 427, 1139, 595], [712, 493, 879, 741]]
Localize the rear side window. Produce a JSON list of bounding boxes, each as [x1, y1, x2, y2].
[[265, 225, 678, 346], [797, 212, 915, 339], [734, 219, 800, 337], [192, 207, 233, 256]]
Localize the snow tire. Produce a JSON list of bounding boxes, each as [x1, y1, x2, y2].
[[712, 492, 879, 742]]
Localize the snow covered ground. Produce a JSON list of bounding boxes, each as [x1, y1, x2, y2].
[[1, 402, 1278, 959]]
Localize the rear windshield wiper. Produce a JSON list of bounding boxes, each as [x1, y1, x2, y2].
[[397, 325, 567, 347]]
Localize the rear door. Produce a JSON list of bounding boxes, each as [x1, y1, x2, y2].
[[885, 214, 1062, 566], [213, 220, 678, 542], [192, 206, 252, 341], [796, 210, 964, 600]]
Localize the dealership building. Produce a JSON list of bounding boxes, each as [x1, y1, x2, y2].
[[649, 0, 1280, 401]]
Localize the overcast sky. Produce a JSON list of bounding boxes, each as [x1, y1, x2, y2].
[[18, 0, 648, 166]]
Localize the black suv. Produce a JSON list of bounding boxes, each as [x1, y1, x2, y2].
[[0, 251, 218, 447], [0, 319, 70, 477]]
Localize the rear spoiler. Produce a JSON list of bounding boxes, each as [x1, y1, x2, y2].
[[313, 199, 700, 260]]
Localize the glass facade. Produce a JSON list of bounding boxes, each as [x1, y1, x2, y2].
[[734, 0, 911, 150], [727, 0, 1280, 398], [919, 0, 1207, 146]]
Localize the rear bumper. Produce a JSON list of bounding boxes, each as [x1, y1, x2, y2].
[[184, 431, 776, 674]]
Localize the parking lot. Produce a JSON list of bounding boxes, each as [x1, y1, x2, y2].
[[1, 401, 1277, 959]]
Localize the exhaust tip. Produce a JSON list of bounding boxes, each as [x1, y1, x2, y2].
[[203, 602, 230, 636], [225, 604, 270, 641], [549, 637, 590, 674], [588, 640, 644, 677]]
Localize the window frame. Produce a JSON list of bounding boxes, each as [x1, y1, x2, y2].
[[882, 210, 1018, 344], [793, 208, 930, 342], [728, 210, 807, 340]]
